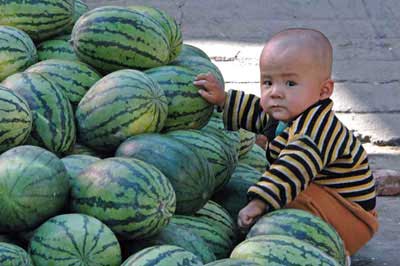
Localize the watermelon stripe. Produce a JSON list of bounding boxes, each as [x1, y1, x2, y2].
[[38, 46, 72, 53], [72, 158, 175, 239], [172, 217, 232, 257], [75, 46, 137, 70], [79, 25, 168, 52], [80, 86, 156, 109], [80, 102, 157, 140], [166, 104, 212, 119], [4, 0, 72, 11], [77, 10, 169, 43], [0, 55, 31, 66], [79, 39, 164, 64], [263, 211, 343, 258], [20, 73, 74, 152]]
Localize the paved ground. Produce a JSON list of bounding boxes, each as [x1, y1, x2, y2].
[[86, 1, 400, 265]]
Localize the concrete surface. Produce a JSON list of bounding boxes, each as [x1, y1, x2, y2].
[[85, 1, 400, 265]]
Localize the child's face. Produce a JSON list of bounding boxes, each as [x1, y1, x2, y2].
[[259, 43, 330, 122]]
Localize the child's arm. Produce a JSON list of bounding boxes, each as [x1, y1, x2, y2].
[[237, 198, 267, 231], [194, 72, 278, 133]]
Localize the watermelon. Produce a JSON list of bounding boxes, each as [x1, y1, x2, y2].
[[63, 0, 89, 34], [121, 222, 216, 263], [238, 129, 256, 157], [0, 0, 74, 41], [0, 86, 32, 153], [205, 259, 260, 266], [180, 44, 211, 60], [116, 133, 214, 214], [247, 208, 346, 265], [171, 55, 224, 86], [29, 213, 121, 266], [26, 59, 102, 107], [36, 39, 78, 61], [0, 242, 33, 266], [61, 154, 101, 181], [122, 245, 203, 266], [171, 214, 234, 260], [0, 26, 37, 81], [71, 157, 176, 240], [71, 6, 170, 73], [0, 145, 69, 233], [239, 144, 268, 173], [201, 111, 240, 161], [212, 163, 261, 219], [76, 69, 168, 152], [167, 129, 236, 192], [145, 65, 213, 131], [231, 235, 340, 266], [195, 201, 237, 245], [129, 6, 182, 61], [2, 72, 76, 154]]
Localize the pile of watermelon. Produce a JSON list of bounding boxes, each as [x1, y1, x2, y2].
[[0, 1, 346, 266]]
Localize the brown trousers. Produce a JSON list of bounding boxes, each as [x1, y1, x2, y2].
[[285, 183, 379, 255]]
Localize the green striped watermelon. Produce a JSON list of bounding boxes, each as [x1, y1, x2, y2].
[[230, 235, 340, 266], [247, 208, 346, 265], [212, 163, 261, 219], [0, 145, 69, 232], [205, 258, 260, 266], [0, 86, 32, 153], [239, 144, 268, 173], [36, 39, 78, 61], [63, 0, 89, 34], [0, 0, 74, 41], [61, 154, 101, 181], [171, 55, 224, 86], [2, 72, 76, 154], [238, 129, 256, 157], [76, 69, 168, 152], [129, 6, 182, 61], [71, 157, 176, 240], [122, 222, 216, 264], [167, 129, 236, 192], [0, 242, 33, 266], [180, 44, 211, 60], [201, 111, 240, 162], [195, 201, 237, 246], [29, 213, 121, 266], [0, 26, 37, 81], [116, 133, 214, 214], [72, 6, 170, 73], [122, 245, 203, 266], [26, 59, 102, 107], [145, 65, 213, 131], [171, 214, 234, 260]]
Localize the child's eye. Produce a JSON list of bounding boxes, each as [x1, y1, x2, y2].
[[286, 81, 296, 87], [263, 80, 272, 86]]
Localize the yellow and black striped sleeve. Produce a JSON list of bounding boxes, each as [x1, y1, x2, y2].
[[247, 99, 376, 211], [222, 89, 277, 133], [248, 134, 324, 210]]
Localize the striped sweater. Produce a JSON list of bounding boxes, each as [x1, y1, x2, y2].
[[223, 90, 376, 211]]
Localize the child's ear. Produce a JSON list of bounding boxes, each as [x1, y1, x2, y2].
[[319, 79, 334, 100]]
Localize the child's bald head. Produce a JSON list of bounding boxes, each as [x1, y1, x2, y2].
[[258, 28, 335, 122], [261, 28, 333, 81]]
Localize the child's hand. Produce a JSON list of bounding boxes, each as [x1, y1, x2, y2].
[[193, 72, 226, 108], [238, 199, 267, 231]]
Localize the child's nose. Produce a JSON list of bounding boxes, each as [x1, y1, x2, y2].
[[270, 84, 284, 98]]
